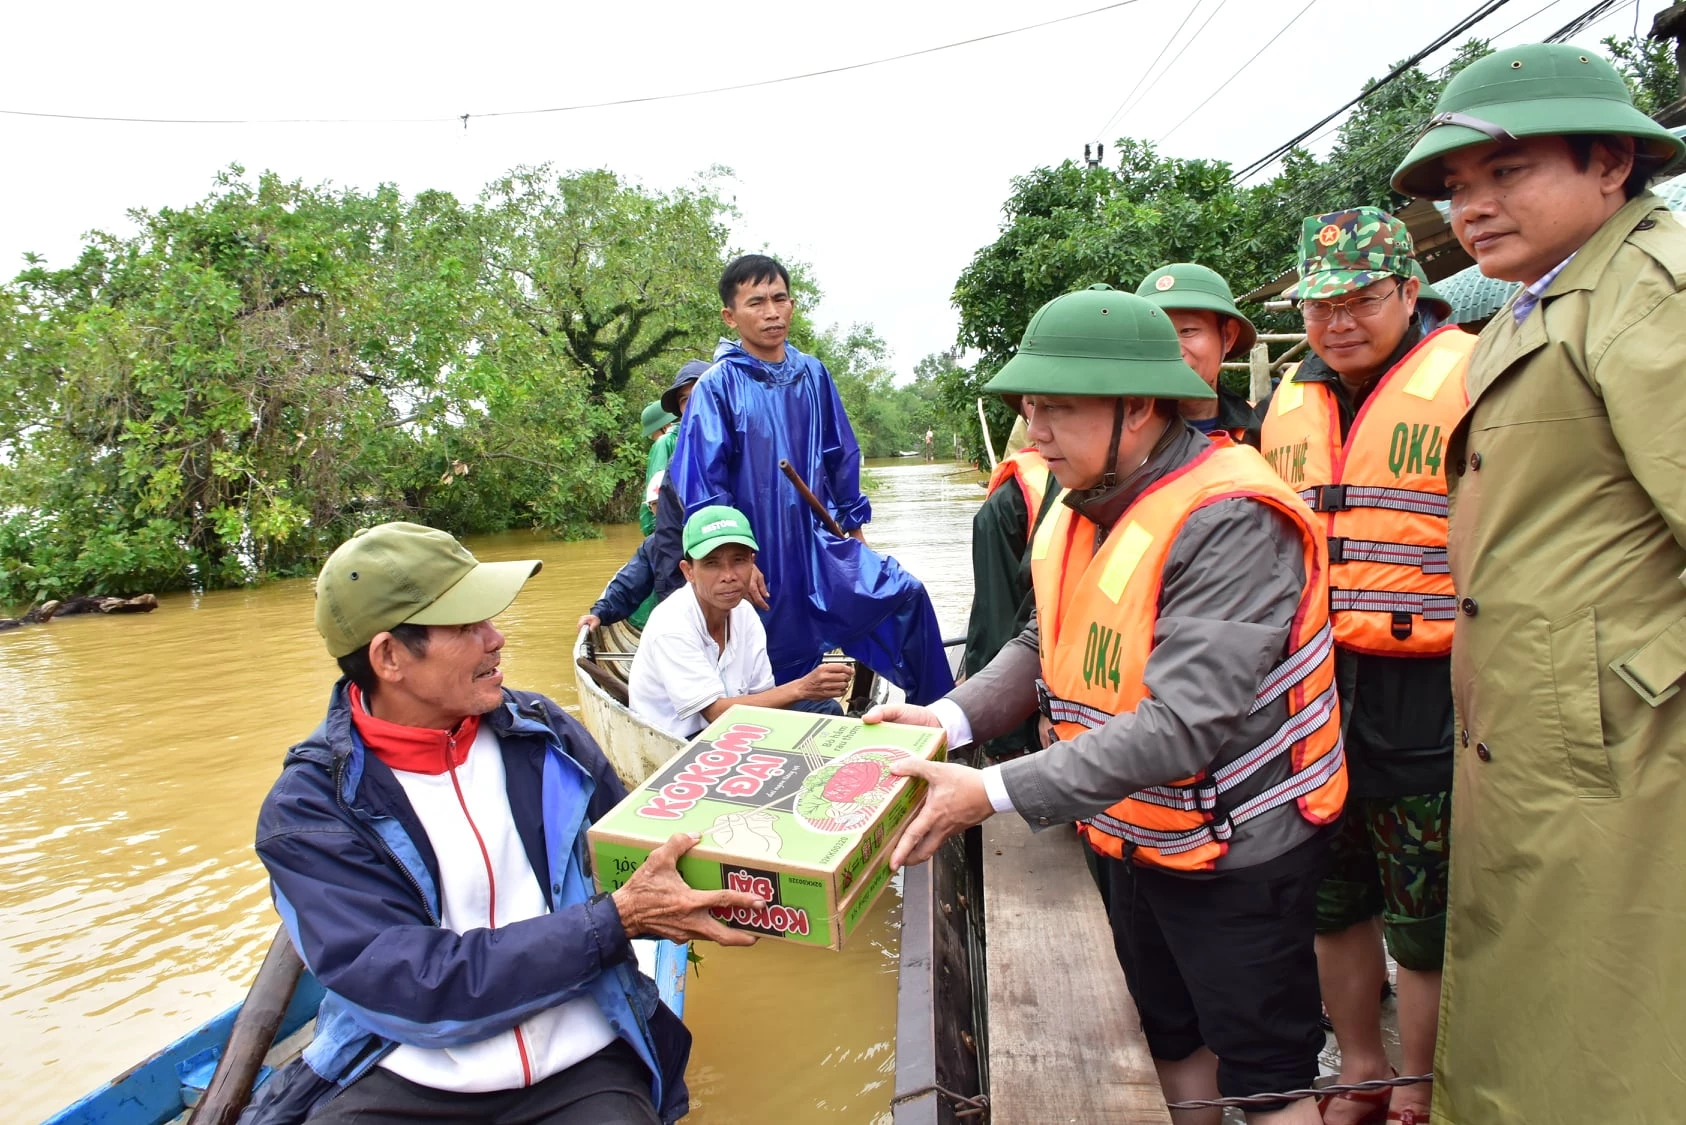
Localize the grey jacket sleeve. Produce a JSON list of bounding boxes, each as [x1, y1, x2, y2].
[[949, 617, 1042, 739], [997, 497, 1306, 825]]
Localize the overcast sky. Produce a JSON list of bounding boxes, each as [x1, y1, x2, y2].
[[0, 0, 1661, 377]]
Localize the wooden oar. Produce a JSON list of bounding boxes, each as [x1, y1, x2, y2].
[[780, 459, 846, 538], [186, 924, 304, 1125]]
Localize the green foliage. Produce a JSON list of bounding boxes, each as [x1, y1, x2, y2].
[[805, 327, 956, 459], [1604, 33, 1681, 116], [0, 165, 738, 606]]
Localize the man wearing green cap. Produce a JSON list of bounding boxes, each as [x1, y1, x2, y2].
[[638, 400, 679, 537], [1392, 42, 1686, 1125], [1136, 263, 1263, 445], [251, 522, 761, 1124], [629, 505, 852, 739], [869, 285, 1346, 1123], [1257, 208, 1473, 1125]]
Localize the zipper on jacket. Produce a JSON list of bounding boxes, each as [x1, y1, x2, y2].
[[333, 756, 440, 926]]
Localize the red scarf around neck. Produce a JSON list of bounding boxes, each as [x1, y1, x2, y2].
[[347, 683, 480, 774]]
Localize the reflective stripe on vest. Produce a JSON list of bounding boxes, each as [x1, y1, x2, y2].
[[1028, 441, 1346, 872], [986, 449, 1053, 546], [1260, 326, 1473, 656]]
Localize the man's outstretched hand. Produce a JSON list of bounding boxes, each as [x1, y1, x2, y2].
[[887, 757, 995, 868], [612, 833, 762, 947], [862, 703, 942, 729]]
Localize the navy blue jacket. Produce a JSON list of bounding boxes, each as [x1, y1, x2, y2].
[[245, 683, 689, 1123], [591, 535, 659, 625]]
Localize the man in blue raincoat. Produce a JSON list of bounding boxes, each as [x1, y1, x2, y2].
[[666, 254, 953, 705]]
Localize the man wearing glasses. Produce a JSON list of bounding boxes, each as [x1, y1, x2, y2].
[[1259, 208, 1473, 1125]]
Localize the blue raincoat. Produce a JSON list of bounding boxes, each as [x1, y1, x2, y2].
[[668, 339, 954, 705]]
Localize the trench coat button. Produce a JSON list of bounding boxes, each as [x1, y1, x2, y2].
[[1476, 742, 1492, 762], [1470, 451, 1483, 471], [1461, 728, 1470, 747], [1037, 817, 1051, 827], [1460, 597, 1479, 617]]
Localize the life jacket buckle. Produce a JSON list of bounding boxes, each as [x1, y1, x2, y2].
[[1391, 611, 1414, 641], [1034, 678, 1054, 722], [1309, 484, 1349, 512], [1193, 778, 1220, 813], [1327, 536, 1347, 564]]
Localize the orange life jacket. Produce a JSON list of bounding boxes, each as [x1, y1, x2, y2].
[[986, 448, 1053, 545], [1259, 326, 1473, 657], [1029, 439, 1345, 871]]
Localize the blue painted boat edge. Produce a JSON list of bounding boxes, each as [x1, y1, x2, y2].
[[654, 940, 688, 1020], [43, 946, 687, 1125], [40, 974, 325, 1125]]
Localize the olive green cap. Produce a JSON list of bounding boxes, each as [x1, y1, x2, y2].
[[1135, 263, 1258, 358], [1393, 43, 1686, 199], [1408, 260, 1453, 323], [983, 285, 1214, 400], [314, 522, 541, 658], [683, 505, 759, 560], [640, 400, 677, 440]]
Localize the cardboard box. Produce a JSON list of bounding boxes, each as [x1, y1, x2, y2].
[[588, 705, 945, 950]]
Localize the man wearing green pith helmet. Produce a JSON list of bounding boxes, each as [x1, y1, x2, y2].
[[1135, 263, 1263, 446], [1392, 42, 1686, 1125], [868, 284, 1346, 1124]]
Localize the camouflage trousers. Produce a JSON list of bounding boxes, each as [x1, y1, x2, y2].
[[1314, 790, 1450, 971]]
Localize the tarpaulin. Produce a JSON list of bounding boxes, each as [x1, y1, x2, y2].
[[668, 340, 954, 705]]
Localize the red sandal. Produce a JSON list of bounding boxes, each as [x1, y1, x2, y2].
[[1317, 1086, 1390, 1124]]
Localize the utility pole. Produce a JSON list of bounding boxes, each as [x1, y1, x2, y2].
[[1083, 143, 1105, 168]]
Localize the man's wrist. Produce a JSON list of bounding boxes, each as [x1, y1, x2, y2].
[[928, 698, 975, 751]]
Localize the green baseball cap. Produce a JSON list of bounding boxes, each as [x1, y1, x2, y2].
[[683, 505, 759, 560], [314, 522, 541, 658], [640, 400, 677, 440], [1408, 260, 1453, 323], [1292, 207, 1414, 301], [983, 285, 1214, 400], [1393, 43, 1686, 199], [1135, 263, 1258, 358]]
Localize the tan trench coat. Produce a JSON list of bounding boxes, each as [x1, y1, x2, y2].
[[1437, 192, 1686, 1124]]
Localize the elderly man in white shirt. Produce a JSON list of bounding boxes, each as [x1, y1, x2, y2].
[[629, 505, 852, 739]]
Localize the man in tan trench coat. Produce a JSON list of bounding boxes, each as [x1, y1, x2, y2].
[[1392, 43, 1686, 1125]]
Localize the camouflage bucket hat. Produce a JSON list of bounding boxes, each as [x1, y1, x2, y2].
[[1392, 43, 1686, 198], [1135, 263, 1258, 358], [1292, 207, 1414, 301]]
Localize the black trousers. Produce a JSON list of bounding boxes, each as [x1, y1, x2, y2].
[[1104, 831, 1328, 1101], [308, 1039, 661, 1125]]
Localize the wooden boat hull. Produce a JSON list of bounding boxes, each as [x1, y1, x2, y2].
[[574, 621, 686, 790]]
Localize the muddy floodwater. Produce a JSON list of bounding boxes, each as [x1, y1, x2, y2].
[[0, 459, 984, 1124]]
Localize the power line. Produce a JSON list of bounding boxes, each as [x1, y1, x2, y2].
[[0, 0, 1150, 128], [1128, 0, 1235, 134], [1090, 0, 1208, 143], [1157, 0, 1320, 144], [1228, 0, 1516, 184]]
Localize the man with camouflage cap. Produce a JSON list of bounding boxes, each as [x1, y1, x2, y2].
[[1136, 263, 1263, 445], [871, 285, 1345, 1123], [1258, 208, 1474, 1125], [1392, 42, 1686, 1125]]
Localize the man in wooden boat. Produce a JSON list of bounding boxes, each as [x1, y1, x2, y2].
[[1389, 43, 1686, 1125], [579, 360, 713, 636], [247, 521, 763, 1125], [629, 505, 852, 738], [1135, 262, 1263, 446], [663, 254, 955, 705], [871, 285, 1344, 1124], [1252, 207, 1472, 1125]]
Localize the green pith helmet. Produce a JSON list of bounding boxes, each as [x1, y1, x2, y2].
[[1408, 260, 1454, 323], [983, 285, 1214, 401], [1135, 263, 1258, 358], [1293, 207, 1414, 300], [640, 400, 677, 440], [1393, 43, 1686, 198]]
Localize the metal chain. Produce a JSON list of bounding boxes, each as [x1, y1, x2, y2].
[[1167, 1072, 1431, 1111]]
